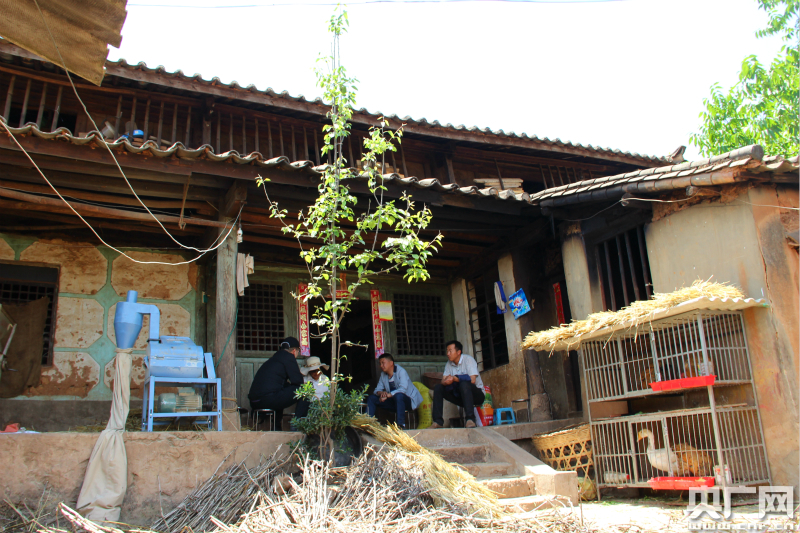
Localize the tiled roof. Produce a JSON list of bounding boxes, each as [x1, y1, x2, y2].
[[99, 56, 666, 167], [530, 145, 800, 207], [1, 123, 532, 204]]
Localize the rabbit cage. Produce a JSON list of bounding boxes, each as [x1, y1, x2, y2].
[[581, 309, 771, 491]]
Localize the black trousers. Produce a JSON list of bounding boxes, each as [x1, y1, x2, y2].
[[250, 384, 308, 428], [432, 381, 485, 426]]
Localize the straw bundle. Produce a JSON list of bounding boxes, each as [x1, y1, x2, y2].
[[350, 414, 503, 518], [522, 280, 745, 352]]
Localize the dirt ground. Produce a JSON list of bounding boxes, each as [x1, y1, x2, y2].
[[569, 500, 795, 532]]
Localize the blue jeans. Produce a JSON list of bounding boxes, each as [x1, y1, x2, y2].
[[367, 392, 413, 428]]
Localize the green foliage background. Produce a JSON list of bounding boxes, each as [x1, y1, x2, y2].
[[691, 0, 799, 157]]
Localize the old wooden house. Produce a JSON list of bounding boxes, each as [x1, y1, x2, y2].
[[0, 40, 661, 436]]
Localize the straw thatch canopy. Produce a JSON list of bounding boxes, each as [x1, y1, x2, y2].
[[522, 280, 766, 353]]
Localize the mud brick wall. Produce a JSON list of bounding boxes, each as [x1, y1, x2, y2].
[[0, 234, 204, 406]]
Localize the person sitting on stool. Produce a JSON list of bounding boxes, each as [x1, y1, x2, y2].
[[366, 353, 423, 430], [429, 340, 485, 429], [248, 336, 309, 428], [301, 356, 330, 400]]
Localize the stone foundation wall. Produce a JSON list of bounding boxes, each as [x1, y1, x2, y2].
[[0, 431, 299, 526]]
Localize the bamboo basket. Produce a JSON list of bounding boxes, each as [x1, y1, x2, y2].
[[531, 423, 596, 500]]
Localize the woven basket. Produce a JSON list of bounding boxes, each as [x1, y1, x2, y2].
[[532, 423, 595, 499]]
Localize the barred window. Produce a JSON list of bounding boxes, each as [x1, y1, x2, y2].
[[467, 266, 508, 370], [0, 263, 58, 366], [237, 283, 285, 352], [594, 225, 652, 311], [394, 293, 445, 356]]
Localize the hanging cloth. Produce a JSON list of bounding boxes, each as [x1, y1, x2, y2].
[[76, 348, 132, 522], [236, 253, 255, 296], [494, 281, 508, 314]]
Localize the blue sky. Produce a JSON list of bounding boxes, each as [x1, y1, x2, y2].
[[113, 0, 785, 160]]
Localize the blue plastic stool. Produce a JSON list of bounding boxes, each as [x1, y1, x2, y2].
[[494, 407, 516, 425]]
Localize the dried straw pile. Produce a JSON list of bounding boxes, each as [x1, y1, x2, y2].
[[350, 413, 502, 517], [522, 280, 745, 353], [42, 447, 586, 533]]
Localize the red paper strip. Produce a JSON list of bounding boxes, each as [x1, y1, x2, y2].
[[553, 282, 566, 326], [298, 283, 310, 356], [370, 289, 384, 358]]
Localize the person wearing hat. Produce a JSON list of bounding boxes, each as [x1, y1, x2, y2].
[[248, 336, 307, 427], [367, 353, 423, 429], [301, 356, 330, 401]]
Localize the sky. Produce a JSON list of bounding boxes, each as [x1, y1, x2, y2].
[[111, 0, 785, 161]]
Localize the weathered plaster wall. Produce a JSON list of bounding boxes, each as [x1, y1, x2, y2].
[[0, 431, 299, 526], [645, 186, 799, 492], [0, 234, 203, 412]]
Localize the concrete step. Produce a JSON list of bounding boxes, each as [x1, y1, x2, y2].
[[500, 495, 564, 513], [478, 475, 535, 499], [431, 443, 488, 464], [457, 461, 512, 478]]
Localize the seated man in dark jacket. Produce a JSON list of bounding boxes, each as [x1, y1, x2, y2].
[[248, 336, 309, 428]]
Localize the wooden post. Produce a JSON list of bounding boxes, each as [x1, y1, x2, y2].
[[157, 101, 164, 145], [278, 122, 284, 156], [51, 86, 63, 131], [254, 118, 259, 154], [3, 75, 15, 120], [171, 104, 178, 144], [215, 181, 247, 431], [184, 105, 192, 146], [114, 95, 123, 136], [36, 83, 48, 128], [291, 125, 296, 161], [19, 79, 31, 127], [143, 99, 151, 140], [314, 131, 320, 165], [445, 155, 456, 184], [241, 115, 246, 154], [267, 120, 273, 158]]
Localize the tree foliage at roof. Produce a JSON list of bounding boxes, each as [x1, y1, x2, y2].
[[691, 0, 799, 157]]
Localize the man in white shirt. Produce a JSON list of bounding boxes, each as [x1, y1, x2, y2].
[[429, 340, 485, 429], [300, 356, 330, 401]]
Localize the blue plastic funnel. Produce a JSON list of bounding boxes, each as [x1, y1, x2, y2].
[[113, 290, 161, 349]]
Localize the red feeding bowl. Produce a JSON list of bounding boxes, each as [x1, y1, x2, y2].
[[648, 477, 716, 490], [650, 375, 716, 392]]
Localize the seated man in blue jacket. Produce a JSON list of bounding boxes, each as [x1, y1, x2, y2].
[[367, 353, 423, 429]]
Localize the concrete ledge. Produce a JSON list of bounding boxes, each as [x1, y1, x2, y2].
[[0, 431, 300, 526], [489, 417, 585, 442]]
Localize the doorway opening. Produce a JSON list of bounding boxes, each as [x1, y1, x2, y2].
[[309, 300, 377, 393]]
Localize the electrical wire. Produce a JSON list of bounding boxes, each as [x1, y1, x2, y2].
[[31, 0, 233, 255], [559, 200, 622, 222], [0, 119, 241, 265]]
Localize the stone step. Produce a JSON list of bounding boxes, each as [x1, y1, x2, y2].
[[431, 443, 488, 464], [500, 495, 563, 513], [457, 461, 512, 478], [478, 475, 535, 499]]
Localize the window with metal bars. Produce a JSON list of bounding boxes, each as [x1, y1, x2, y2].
[[0, 263, 58, 366], [236, 283, 285, 352], [467, 267, 509, 370], [393, 293, 445, 356], [594, 225, 652, 311]]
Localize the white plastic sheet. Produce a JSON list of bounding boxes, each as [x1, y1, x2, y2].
[[76, 348, 133, 522]]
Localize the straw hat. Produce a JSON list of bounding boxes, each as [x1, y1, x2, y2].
[[301, 356, 330, 375]]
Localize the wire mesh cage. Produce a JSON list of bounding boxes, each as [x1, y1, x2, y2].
[[592, 406, 770, 488], [582, 310, 752, 402]]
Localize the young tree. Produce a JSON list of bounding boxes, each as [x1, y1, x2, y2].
[[691, 0, 799, 157], [257, 8, 442, 460]]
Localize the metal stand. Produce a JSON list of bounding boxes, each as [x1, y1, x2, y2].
[[142, 376, 223, 431]]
